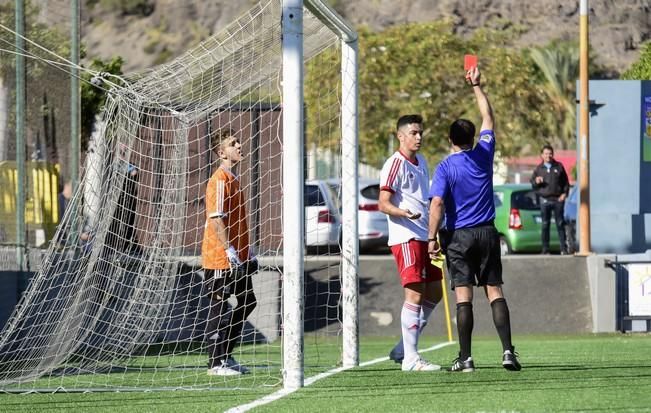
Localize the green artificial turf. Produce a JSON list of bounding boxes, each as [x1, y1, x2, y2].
[[1, 334, 649, 412]]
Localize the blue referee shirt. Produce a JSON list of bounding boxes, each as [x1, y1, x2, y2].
[[429, 130, 496, 230]]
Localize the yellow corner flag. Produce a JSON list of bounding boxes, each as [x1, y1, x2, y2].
[[432, 252, 453, 342]]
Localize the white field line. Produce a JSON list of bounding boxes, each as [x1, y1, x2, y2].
[[225, 341, 456, 413]]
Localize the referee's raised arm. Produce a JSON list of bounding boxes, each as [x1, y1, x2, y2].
[[467, 67, 494, 133]]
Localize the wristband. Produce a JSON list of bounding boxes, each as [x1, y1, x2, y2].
[[471, 82, 480, 87], [428, 238, 437, 242]]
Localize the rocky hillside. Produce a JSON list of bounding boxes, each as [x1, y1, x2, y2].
[[80, 0, 650, 74]]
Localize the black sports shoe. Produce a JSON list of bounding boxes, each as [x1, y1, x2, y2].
[[502, 349, 522, 371], [388, 346, 403, 364], [450, 356, 475, 372]]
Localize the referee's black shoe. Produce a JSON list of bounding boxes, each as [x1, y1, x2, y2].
[[502, 348, 522, 371], [450, 355, 475, 372]]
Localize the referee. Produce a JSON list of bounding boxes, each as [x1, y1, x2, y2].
[[427, 66, 521, 373]]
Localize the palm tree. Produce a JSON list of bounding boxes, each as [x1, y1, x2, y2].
[[529, 42, 579, 149]]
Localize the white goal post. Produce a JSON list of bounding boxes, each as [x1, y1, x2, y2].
[[282, 0, 359, 390], [0, 0, 359, 392]]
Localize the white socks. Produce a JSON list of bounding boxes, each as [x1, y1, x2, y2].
[[395, 299, 437, 360], [401, 302, 421, 362], [419, 299, 436, 333]]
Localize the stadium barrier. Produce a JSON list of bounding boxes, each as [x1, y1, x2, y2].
[[2, 251, 605, 337]]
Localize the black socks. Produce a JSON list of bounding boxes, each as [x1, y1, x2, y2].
[[456, 302, 474, 360], [490, 298, 513, 352]]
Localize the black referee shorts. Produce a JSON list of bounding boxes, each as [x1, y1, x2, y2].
[[441, 223, 503, 289]]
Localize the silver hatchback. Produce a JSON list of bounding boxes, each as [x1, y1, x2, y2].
[[328, 178, 389, 252], [304, 180, 341, 248]]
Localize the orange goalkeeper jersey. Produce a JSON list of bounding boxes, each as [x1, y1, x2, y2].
[[201, 167, 249, 269]]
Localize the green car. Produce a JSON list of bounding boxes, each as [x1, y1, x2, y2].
[[493, 184, 560, 255]]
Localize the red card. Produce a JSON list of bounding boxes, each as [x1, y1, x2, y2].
[[464, 54, 478, 71]]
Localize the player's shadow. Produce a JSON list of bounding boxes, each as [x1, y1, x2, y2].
[[304, 264, 382, 332], [57, 261, 267, 365], [0, 257, 382, 373], [156, 264, 268, 344]]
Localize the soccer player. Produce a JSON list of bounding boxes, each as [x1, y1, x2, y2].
[[378, 114, 443, 372], [428, 66, 521, 372], [202, 128, 258, 376], [105, 163, 141, 255]]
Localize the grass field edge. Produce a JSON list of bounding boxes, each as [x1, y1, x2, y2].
[[225, 340, 456, 413]]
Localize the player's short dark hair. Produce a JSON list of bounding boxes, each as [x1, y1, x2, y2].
[[449, 119, 475, 146], [396, 114, 423, 131], [210, 128, 236, 153], [541, 144, 554, 154]]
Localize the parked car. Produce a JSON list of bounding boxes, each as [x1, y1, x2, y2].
[[304, 180, 341, 248], [327, 178, 389, 252], [493, 184, 561, 255]]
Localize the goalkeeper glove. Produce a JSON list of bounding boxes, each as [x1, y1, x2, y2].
[[226, 246, 242, 267]]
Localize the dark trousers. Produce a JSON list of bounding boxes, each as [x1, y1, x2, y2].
[[540, 199, 567, 252], [204, 268, 257, 368]]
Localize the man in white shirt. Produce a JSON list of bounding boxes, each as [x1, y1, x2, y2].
[[378, 114, 443, 372]]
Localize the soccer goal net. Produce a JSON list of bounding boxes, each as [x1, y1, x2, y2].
[[0, 0, 358, 392]]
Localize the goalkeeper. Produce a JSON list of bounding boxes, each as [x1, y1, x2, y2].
[[201, 129, 258, 376]]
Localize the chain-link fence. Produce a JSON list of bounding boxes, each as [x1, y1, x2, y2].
[[0, 1, 78, 250]]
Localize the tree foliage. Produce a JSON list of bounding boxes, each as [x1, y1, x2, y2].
[[622, 42, 651, 80], [0, 1, 72, 163], [80, 56, 124, 151], [529, 41, 579, 150], [308, 21, 551, 168], [0, 1, 71, 84], [1, 1, 125, 168], [528, 40, 610, 150]]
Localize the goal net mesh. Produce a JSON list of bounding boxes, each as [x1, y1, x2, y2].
[[0, 0, 350, 392]]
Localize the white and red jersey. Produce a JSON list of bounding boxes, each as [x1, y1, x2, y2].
[[380, 151, 430, 246]]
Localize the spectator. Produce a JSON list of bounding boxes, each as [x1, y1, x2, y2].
[[105, 163, 141, 255], [55, 181, 74, 249], [530, 145, 570, 254], [55, 181, 93, 253], [58, 181, 73, 223]]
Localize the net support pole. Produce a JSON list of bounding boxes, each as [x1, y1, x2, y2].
[[282, 0, 305, 390], [70, 0, 80, 190], [578, 0, 591, 255], [15, 0, 26, 271], [341, 38, 359, 368]]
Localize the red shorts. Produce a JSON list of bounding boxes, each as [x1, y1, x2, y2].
[[390, 239, 443, 287]]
